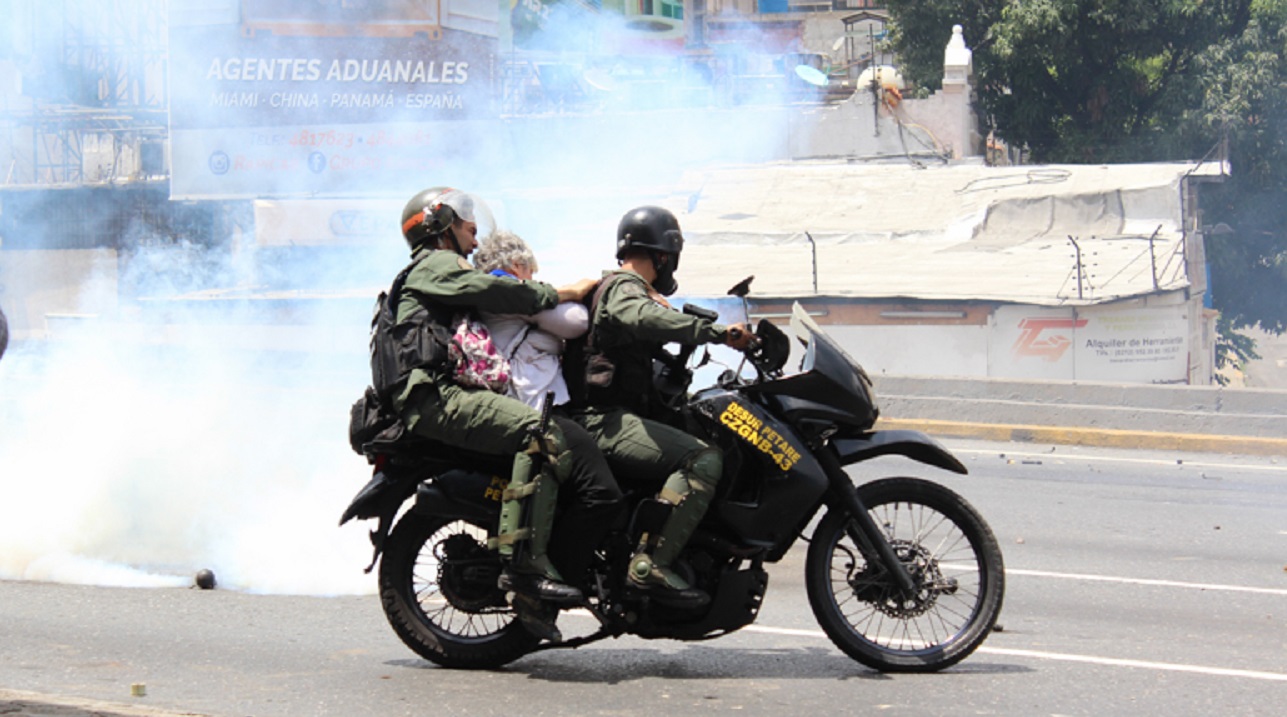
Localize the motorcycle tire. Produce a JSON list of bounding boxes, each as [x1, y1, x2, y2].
[[805, 477, 1005, 673], [379, 511, 539, 669]]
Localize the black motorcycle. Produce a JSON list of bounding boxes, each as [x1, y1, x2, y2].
[[341, 286, 1004, 672]]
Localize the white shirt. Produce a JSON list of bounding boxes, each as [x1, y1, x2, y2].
[[484, 302, 589, 409]]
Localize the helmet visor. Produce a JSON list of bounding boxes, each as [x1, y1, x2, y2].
[[438, 190, 496, 242]]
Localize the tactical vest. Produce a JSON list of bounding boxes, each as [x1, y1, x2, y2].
[[370, 254, 454, 403], [563, 274, 658, 415]]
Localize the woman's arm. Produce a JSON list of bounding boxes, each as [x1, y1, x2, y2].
[[533, 302, 590, 340]]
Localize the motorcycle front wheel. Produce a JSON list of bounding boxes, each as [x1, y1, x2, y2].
[[806, 477, 1005, 672], [378, 511, 538, 669]]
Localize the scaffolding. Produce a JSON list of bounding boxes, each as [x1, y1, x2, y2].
[[1, 0, 168, 187]]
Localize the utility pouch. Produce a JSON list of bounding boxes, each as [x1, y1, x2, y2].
[[584, 351, 616, 389], [580, 274, 628, 391], [348, 386, 407, 456]]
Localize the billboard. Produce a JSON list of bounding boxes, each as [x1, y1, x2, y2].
[[993, 303, 1190, 383], [167, 1, 811, 201], [168, 0, 501, 198]]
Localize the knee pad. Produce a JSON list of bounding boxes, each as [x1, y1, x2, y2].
[[687, 447, 722, 493], [659, 447, 721, 506]]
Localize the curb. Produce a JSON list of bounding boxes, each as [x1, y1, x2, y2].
[[875, 418, 1287, 457], [0, 689, 206, 717]]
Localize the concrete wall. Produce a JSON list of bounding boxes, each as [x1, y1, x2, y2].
[[806, 293, 1210, 385], [872, 373, 1287, 440]]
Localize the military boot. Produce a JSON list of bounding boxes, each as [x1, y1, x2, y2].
[[626, 474, 714, 608], [495, 451, 584, 605]]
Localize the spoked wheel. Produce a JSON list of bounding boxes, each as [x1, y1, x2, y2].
[[806, 477, 1005, 672], [378, 512, 538, 669]]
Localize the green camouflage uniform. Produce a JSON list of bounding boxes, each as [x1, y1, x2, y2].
[[392, 247, 619, 590], [568, 269, 731, 593], [392, 247, 559, 451]]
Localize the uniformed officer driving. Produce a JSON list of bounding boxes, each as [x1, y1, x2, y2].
[[564, 206, 751, 607]]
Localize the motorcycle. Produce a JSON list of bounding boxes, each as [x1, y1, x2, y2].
[[341, 279, 1005, 672]]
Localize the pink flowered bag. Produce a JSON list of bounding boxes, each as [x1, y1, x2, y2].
[[448, 315, 511, 393]]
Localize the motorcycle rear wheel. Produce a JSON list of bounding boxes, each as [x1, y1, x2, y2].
[[806, 477, 1005, 672], [379, 512, 538, 669]]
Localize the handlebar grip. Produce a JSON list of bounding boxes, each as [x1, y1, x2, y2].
[[729, 326, 759, 349]]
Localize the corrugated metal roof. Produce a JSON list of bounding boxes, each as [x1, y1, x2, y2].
[[665, 159, 1225, 306]]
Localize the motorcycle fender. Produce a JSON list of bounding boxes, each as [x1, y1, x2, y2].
[[339, 469, 417, 526], [414, 468, 504, 525], [339, 468, 421, 574], [832, 430, 968, 475]]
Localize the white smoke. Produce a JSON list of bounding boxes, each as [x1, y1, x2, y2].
[[0, 241, 379, 594], [0, 1, 819, 595]]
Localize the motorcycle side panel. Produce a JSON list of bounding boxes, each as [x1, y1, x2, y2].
[[414, 469, 506, 524], [692, 391, 828, 552]]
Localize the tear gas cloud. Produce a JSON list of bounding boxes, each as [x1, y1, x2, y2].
[[0, 0, 812, 594], [0, 240, 381, 595]]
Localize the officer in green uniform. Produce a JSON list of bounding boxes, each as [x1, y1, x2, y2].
[[565, 206, 751, 607], [382, 187, 620, 639]]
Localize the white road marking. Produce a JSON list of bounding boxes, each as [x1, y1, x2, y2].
[[972, 647, 1287, 682], [741, 625, 1287, 682], [952, 447, 1287, 473], [741, 625, 825, 638], [1006, 568, 1287, 596]]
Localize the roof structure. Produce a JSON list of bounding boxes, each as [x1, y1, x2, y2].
[[667, 159, 1226, 306]]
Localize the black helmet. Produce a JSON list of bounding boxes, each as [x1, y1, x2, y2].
[[616, 206, 684, 295], [400, 187, 494, 253]]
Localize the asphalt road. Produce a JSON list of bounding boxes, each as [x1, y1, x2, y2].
[[2, 439, 1285, 717]]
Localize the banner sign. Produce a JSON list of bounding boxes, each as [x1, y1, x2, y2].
[[993, 304, 1190, 383], [169, 32, 490, 129], [168, 0, 499, 198], [167, 0, 807, 199]]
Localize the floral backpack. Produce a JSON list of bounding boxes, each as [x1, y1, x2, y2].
[[447, 314, 511, 393]]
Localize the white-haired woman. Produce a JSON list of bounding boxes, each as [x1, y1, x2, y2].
[[473, 230, 590, 410], [473, 230, 620, 602]]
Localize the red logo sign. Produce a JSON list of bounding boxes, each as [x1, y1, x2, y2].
[[1012, 317, 1088, 362]]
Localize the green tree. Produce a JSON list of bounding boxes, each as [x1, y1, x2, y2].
[[887, 0, 1286, 380], [1193, 4, 1287, 335]]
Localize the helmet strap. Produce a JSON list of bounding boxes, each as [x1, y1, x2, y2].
[[445, 224, 466, 257], [425, 220, 465, 257]]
